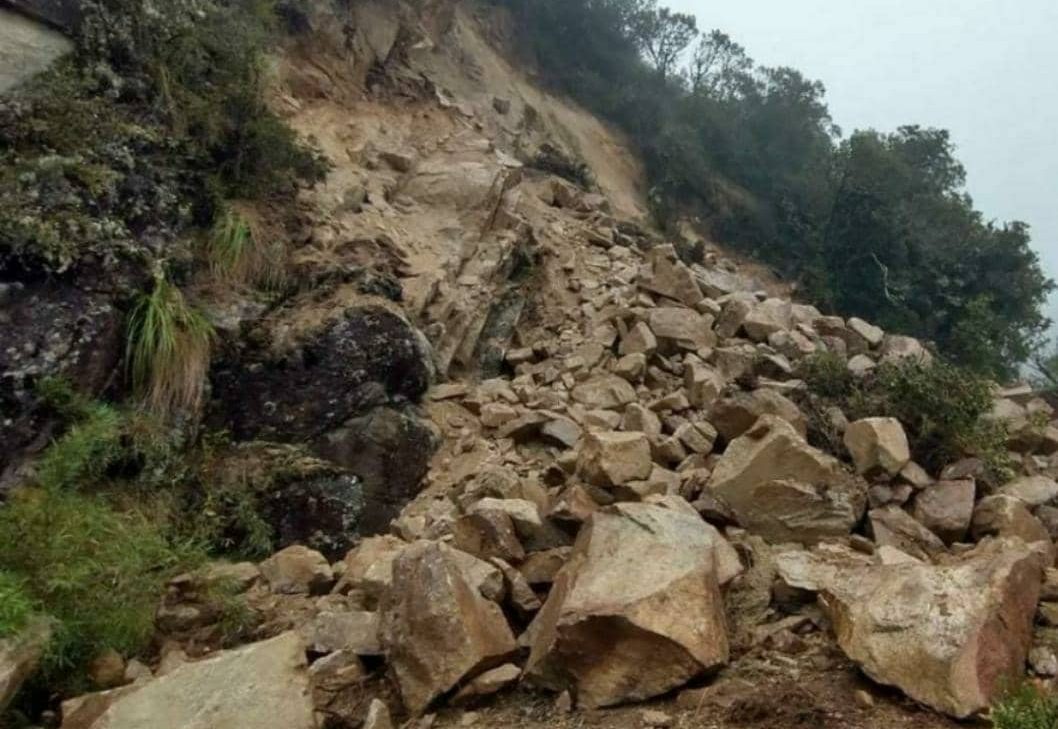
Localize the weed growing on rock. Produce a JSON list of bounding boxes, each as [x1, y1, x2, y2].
[[126, 274, 215, 415], [207, 209, 285, 289]]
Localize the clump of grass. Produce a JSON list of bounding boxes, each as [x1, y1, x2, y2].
[[34, 403, 123, 492], [126, 274, 215, 415], [992, 682, 1058, 729], [0, 571, 36, 640], [206, 209, 285, 289], [0, 488, 205, 684]]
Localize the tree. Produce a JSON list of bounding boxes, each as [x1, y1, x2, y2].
[[630, 4, 698, 80], [687, 30, 753, 99]]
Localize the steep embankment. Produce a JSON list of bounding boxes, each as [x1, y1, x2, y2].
[[4, 2, 1058, 728]]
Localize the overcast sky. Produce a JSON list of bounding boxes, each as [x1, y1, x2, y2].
[[668, 0, 1058, 333]]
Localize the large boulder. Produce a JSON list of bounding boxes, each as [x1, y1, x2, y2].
[[793, 539, 1043, 718], [525, 502, 737, 708], [647, 308, 716, 352], [742, 299, 792, 342], [843, 418, 911, 478], [70, 632, 315, 729], [709, 389, 807, 442], [571, 375, 637, 410], [708, 415, 866, 544], [640, 245, 704, 308], [910, 479, 975, 544], [380, 541, 517, 714]]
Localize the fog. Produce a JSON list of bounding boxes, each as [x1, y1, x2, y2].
[[668, 0, 1058, 332]]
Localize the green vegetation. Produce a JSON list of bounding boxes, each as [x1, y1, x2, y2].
[[126, 274, 215, 414], [499, 0, 1054, 377], [207, 209, 285, 289], [0, 572, 36, 640], [991, 682, 1058, 729], [798, 354, 1012, 481], [0, 489, 203, 681]]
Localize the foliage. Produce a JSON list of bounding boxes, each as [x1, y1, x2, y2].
[[797, 354, 1012, 479], [0, 488, 204, 683], [206, 209, 285, 289], [126, 274, 215, 414], [991, 682, 1058, 729], [0, 572, 36, 640], [1033, 340, 1058, 393], [34, 403, 124, 492], [499, 0, 1054, 376]]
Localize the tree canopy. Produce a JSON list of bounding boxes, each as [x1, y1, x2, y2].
[[498, 0, 1053, 379]]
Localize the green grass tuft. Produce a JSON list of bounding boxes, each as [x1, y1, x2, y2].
[[126, 275, 215, 415], [206, 210, 285, 289]]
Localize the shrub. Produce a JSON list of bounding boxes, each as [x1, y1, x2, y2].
[[992, 682, 1058, 729], [798, 351, 855, 399], [0, 572, 36, 639], [34, 403, 124, 492], [0, 488, 204, 683], [126, 274, 215, 415]]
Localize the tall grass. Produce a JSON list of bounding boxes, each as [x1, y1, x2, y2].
[[206, 209, 285, 289], [126, 275, 215, 415], [992, 683, 1058, 729]]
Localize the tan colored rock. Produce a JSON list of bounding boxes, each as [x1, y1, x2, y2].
[[540, 416, 582, 448], [620, 321, 658, 357], [571, 375, 637, 410], [380, 541, 517, 714], [88, 650, 126, 689], [819, 540, 1042, 718], [868, 506, 947, 561], [847, 318, 884, 347], [742, 299, 792, 342], [709, 389, 807, 441], [335, 535, 407, 603], [79, 633, 314, 729], [0, 619, 50, 714], [621, 403, 662, 438], [714, 294, 754, 340], [452, 663, 521, 704], [641, 245, 705, 308], [911, 480, 976, 544], [480, 403, 519, 429], [300, 610, 382, 656], [613, 353, 647, 381], [453, 509, 525, 563], [844, 418, 911, 478], [999, 476, 1058, 507], [647, 308, 716, 352], [259, 545, 334, 595], [684, 362, 724, 409], [363, 699, 394, 729], [879, 335, 932, 365], [972, 495, 1053, 553], [577, 431, 652, 487], [525, 503, 735, 707], [708, 416, 866, 544]]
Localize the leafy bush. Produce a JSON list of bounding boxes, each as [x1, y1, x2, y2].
[[992, 682, 1058, 729], [0, 489, 204, 682], [126, 274, 215, 414], [798, 355, 1012, 480], [0, 571, 36, 639]]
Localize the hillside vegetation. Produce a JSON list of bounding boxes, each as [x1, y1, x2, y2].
[[498, 0, 1053, 378]]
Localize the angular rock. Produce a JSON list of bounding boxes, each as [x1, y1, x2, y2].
[[820, 540, 1042, 718], [0, 619, 50, 713], [452, 663, 521, 704], [879, 335, 932, 365], [620, 321, 658, 357], [742, 299, 792, 342], [641, 246, 704, 308], [525, 503, 735, 707], [844, 418, 911, 478], [301, 610, 382, 656], [847, 318, 884, 348], [868, 505, 947, 560], [577, 431, 652, 488], [334, 535, 406, 604], [259, 545, 334, 595], [363, 699, 394, 729], [709, 389, 807, 442], [972, 495, 1053, 552], [72, 633, 315, 729], [380, 541, 517, 714], [647, 308, 716, 352], [911, 480, 975, 544], [999, 476, 1058, 508], [684, 362, 724, 409], [708, 416, 866, 544], [571, 375, 637, 410]]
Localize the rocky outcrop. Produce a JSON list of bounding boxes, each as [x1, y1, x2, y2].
[[525, 502, 736, 708]]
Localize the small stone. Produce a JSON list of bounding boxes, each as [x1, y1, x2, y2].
[[259, 545, 334, 595], [88, 649, 126, 689], [641, 709, 674, 727], [854, 689, 876, 708], [363, 699, 394, 729]]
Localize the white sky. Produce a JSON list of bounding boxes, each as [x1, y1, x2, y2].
[[668, 0, 1058, 333]]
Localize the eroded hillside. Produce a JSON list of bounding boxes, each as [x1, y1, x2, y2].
[[2, 2, 1058, 729]]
